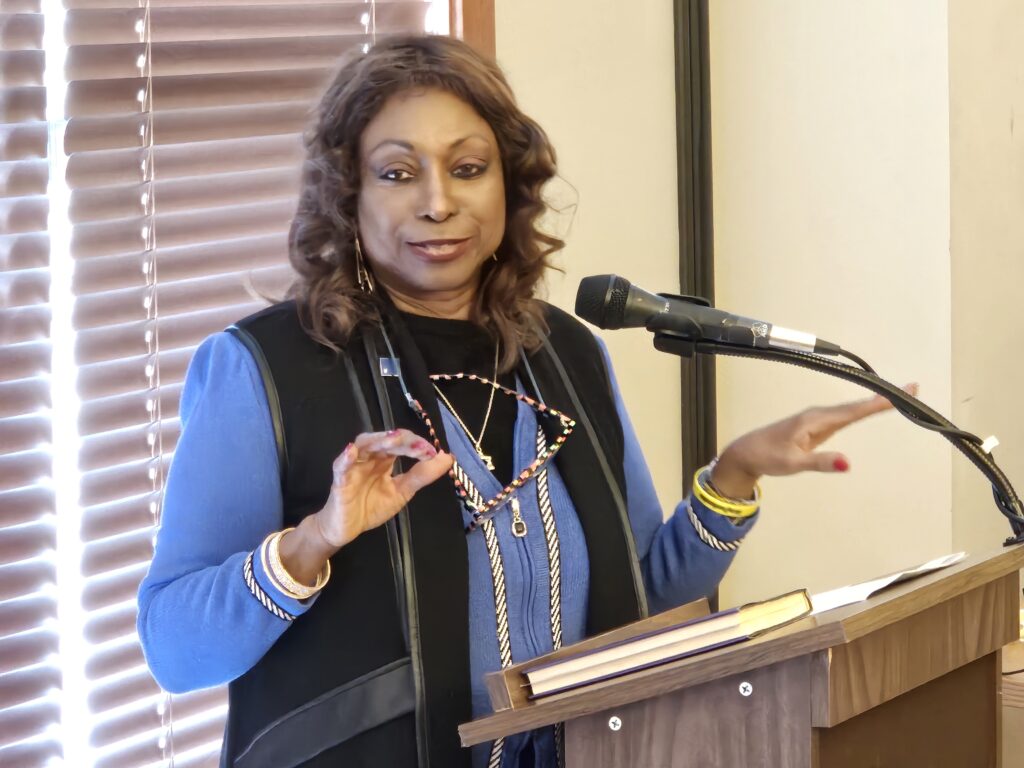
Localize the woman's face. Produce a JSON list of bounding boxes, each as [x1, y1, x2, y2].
[[357, 88, 506, 314]]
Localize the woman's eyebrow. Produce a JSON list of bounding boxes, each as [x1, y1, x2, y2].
[[367, 134, 492, 156], [366, 138, 414, 155]]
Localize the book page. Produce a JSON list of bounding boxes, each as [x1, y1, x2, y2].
[[810, 551, 966, 615]]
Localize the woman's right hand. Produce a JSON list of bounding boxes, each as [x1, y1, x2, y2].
[[315, 429, 454, 549], [279, 429, 453, 586]]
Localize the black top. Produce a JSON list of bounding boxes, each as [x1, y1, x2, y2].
[[400, 311, 517, 484], [224, 300, 643, 768]]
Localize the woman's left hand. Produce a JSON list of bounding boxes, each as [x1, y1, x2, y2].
[[709, 384, 919, 500]]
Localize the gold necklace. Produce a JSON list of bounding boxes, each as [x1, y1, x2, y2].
[[432, 344, 500, 470]]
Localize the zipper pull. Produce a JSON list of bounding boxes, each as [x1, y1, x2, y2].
[[510, 498, 527, 538]]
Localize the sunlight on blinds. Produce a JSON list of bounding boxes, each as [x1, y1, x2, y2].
[[1, 2, 447, 765]]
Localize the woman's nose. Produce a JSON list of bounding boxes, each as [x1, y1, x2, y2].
[[418, 167, 458, 222]]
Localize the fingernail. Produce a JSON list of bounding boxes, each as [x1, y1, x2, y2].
[[387, 429, 400, 436], [833, 457, 850, 472]]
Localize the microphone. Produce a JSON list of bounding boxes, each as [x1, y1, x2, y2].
[[575, 274, 840, 356]]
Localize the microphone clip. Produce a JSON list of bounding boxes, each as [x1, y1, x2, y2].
[[650, 293, 713, 357], [656, 292, 713, 309], [652, 331, 700, 359]]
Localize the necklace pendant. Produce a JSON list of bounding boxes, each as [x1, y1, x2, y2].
[[510, 498, 527, 538], [478, 450, 495, 471]]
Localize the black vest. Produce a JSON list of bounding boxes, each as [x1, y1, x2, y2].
[[220, 301, 647, 768]]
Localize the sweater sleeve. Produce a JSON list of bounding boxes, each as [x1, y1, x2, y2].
[[595, 337, 757, 614], [137, 332, 320, 693]]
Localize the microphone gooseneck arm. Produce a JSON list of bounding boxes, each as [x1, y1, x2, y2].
[[652, 331, 1024, 546]]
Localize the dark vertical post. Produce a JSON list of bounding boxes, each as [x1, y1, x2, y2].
[[675, 0, 717, 609], [674, 0, 717, 493]]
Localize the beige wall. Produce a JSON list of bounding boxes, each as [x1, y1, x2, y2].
[[949, 0, 1024, 553], [495, 0, 1023, 608], [709, 1, 955, 604], [495, 0, 684, 512]]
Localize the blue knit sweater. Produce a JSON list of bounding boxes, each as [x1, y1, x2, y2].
[[137, 331, 755, 768]]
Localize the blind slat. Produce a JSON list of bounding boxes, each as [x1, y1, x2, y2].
[[66, 68, 333, 118], [0, 231, 49, 271], [0, 701, 61, 753], [0, 157, 48, 197], [0, 340, 50, 384], [66, 102, 308, 153], [66, 4, 429, 45], [0, 121, 47, 161], [0, 304, 49, 345], [86, 639, 144, 681], [0, 378, 50, 418], [79, 420, 179, 473], [73, 302, 263, 364], [93, 710, 226, 768], [3, 3, 43, 16], [0, 520, 54, 564], [74, 267, 291, 330], [87, 667, 159, 715], [0, 667, 61, 712], [0, 451, 52, 496], [0, 560, 55, 602], [82, 562, 149, 610], [66, 134, 303, 187], [70, 199, 294, 259], [70, 167, 300, 224], [0, 13, 44, 50], [67, 35, 368, 80], [73, 233, 288, 294], [0, 194, 47, 232], [76, 346, 192, 400], [0, 486, 54, 527], [0, 594, 57, 638], [90, 687, 225, 749], [0, 739, 62, 768], [79, 455, 171, 507], [0, 49, 45, 85], [0, 629, 58, 675], [78, 386, 180, 438], [0, 84, 45, 122], [0, 414, 51, 455], [0, 268, 49, 308]]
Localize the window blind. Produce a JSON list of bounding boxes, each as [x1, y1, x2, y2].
[[1, 4, 62, 766], [2, 2, 445, 765]]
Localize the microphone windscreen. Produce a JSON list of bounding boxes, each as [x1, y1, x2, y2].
[[575, 274, 631, 329]]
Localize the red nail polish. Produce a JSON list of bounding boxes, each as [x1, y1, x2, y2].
[[387, 429, 399, 437], [833, 457, 850, 472]]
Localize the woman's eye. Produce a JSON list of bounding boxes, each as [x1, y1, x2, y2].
[[380, 168, 413, 182], [452, 163, 486, 179]]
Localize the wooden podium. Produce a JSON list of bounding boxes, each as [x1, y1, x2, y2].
[[459, 545, 1024, 767]]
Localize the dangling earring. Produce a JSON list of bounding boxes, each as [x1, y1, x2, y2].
[[354, 236, 375, 293]]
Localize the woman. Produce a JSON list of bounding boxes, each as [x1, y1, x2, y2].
[[138, 35, 899, 768]]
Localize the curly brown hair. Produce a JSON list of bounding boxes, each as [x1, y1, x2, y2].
[[288, 34, 563, 371]]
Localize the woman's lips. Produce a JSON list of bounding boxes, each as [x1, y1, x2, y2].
[[407, 238, 471, 262]]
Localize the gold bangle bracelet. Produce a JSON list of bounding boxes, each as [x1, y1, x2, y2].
[[692, 466, 760, 518], [265, 528, 331, 600]]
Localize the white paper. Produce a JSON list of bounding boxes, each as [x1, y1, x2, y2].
[[810, 552, 967, 615]]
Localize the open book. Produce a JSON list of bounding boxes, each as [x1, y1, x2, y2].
[[810, 551, 967, 615], [520, 589, 812, 699]]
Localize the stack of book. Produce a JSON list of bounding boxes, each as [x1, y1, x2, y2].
[[521, 589, 812, 698]]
